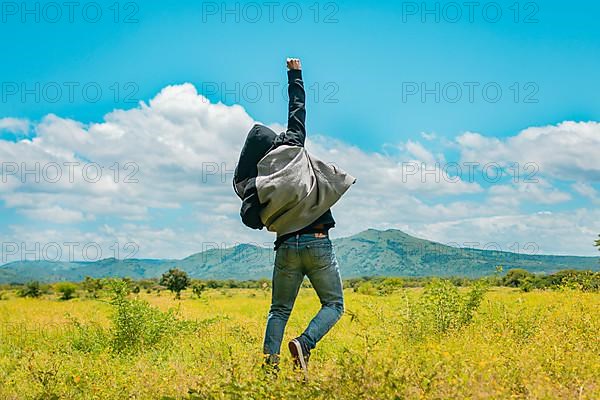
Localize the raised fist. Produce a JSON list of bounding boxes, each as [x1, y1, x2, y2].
[[286, 58, 302, 70]]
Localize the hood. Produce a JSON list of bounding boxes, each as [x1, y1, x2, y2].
[[233, 124, 277, 199]]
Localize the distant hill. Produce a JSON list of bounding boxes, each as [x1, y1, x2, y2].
[[1, 229, 598, 283], [333, 229, 598, 277]]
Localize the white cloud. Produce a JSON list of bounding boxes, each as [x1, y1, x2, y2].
[[456, 121, 600, 182], [411, 208, 600, 256], [405, 140, 436, 164], [0, 117, 30, 135], [19, 205, 93, 224], [572, 182, 600, 204], [420, 132, 437, 141], [0, 84, 598, 259], [488, 179, 572, 206], [309, 135, 481, 197]]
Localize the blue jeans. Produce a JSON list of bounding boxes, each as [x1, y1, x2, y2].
[[263, 234, 344, 355]]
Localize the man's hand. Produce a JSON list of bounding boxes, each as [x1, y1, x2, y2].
[[287, 58, 302, 70]]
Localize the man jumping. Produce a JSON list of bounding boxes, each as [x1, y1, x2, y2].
[[233, 58, 355, 377]]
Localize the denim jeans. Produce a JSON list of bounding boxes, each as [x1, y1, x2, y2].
[[263, 234, 344, 355]]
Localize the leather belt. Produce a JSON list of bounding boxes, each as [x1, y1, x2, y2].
[[291, 224, 329, 239], [295, 232, 328, 239]]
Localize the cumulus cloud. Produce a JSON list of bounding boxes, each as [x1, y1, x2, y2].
[[411, 208, 600, 256], [456, 121, 600, 182], [0, 84, 598, 259], [0, 117, 30, 135], [488, 179, 572, 207]]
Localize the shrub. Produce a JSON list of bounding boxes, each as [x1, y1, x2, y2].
[[557, 270, 600, 292], [416, 278, 488, 334], [354, 277, 405, 296], [68, 317, 109, 353], [18, 281, 42, 298], [55, 282, 77, 300], [499, 269, 600, 292], [192, 282, 206, 298], [106, 279, 181, 354], [355, 282, 379, 296], [379, 277, 404, 295], [503, 269, 535, 288], [82, 276, 103, 298]]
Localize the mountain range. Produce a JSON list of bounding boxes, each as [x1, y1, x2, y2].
[[1, 229, 598, 283]]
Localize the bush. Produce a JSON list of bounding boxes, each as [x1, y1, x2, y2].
[[354, 277, 405, 296], [379, 277, 404, 295], [18, 281, 42, 298], [556, 270, 600, 292], [355, 282, 379, 296], [68, 317, 109, 353], [82, 276, 103, 298], [501, 269, 600, 292], [416, 278, 488, 335], [55, 282, 77, 300], [192, 282, 206, 298], [106, 279, 181, 354], [503, 269, 535, 288]]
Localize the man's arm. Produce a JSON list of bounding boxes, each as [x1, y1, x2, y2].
[[240, 178, 264, 230], [274, 58, 306, 147]]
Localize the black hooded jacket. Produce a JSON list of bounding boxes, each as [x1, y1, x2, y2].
[[233, 69, 335, 249]]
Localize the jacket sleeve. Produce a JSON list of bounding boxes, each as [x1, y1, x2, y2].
[[273, 69, 306, 148], [240, 178, 264, 230]]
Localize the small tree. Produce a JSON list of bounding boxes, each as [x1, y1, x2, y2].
[[160, 268, 190, 299], [595, 234, 600, 253], [19, 281, 42, 298], [503, 269, 534, 288], [192, 282, 206, 298], [56, 282, 77, 300]]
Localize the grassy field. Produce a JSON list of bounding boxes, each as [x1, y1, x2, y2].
[[0, 284, 599, 399]]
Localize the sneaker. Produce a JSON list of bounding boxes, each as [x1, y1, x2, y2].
[[288, 338, 310, 376], [262, 354, 280, 376]]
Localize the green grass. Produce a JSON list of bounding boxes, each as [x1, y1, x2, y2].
[[0, 286, 599, 399]]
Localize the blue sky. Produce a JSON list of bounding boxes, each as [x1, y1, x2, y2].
[[0, 0, 599, 261], [3, 0, 599, 145]]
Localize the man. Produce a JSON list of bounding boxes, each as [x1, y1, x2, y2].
[[233, 58, 355, 377]]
